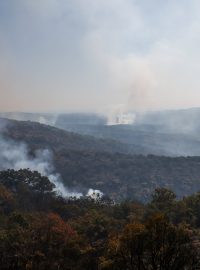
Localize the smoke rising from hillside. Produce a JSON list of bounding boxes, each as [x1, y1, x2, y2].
[[87, 189, 103, 200], [0, 134, 83, 198], [0, 119, 104, 199]]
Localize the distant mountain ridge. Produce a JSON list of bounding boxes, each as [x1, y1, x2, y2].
[[1, 118, 144, 155], [2, 108, 200, 156], [2, 118, 200, 201]]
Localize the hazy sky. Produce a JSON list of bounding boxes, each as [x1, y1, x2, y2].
[[1, 0, 200, 113]]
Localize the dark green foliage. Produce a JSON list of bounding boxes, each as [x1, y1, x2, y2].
[[0, 169, 55, 194]]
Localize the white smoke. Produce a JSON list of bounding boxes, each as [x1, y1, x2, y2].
[[107, 104, 136, 125], [0, 136, 82, 198], [0, 119, 104, 199], [86, 188, 104, 200]]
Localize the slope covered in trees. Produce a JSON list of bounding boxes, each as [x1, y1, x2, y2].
[[1, 118, 136, 155], [2, 118, 200, 201], [0, 169, 200, 269], [4, 110, 200, 156]]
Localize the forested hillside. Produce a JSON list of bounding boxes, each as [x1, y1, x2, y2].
[[0, 169, 200, 270], [2, 119, 200, 201], [2, 118, 135, 155], [4, 109, 200, 156], [55, 119, 200, 156]]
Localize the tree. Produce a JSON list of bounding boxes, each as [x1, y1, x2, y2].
[[146, 188, 176, 220], [144, 214, 199, 270], [103, 214, 199, 270]]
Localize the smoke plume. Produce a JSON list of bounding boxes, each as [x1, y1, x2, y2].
[[0, 134, 83, 198], [0, 119, 104, 199]]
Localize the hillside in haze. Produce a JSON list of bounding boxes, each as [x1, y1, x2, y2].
[[54, 108, 200, 156], [2, 118, 200, 201], [1, 118, 145, 155], [2, 108, 200, 156]]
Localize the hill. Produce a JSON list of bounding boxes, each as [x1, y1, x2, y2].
[[2, 118, 200, 201], [3, 109, 200, 156], [55, 122, 200, 156], [54, 109, 200, 156], [1, 118, 140, 155]]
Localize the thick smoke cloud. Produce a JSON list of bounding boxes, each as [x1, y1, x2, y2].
[[0, 1, 200, 112]]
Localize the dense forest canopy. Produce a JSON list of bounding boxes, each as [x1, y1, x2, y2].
[[0, 169, 200, 269]]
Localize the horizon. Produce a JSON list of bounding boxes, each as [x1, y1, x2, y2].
[[2, 105, 200, 115]]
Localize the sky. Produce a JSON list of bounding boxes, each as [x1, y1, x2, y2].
[[1, 0, 200, 113]]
